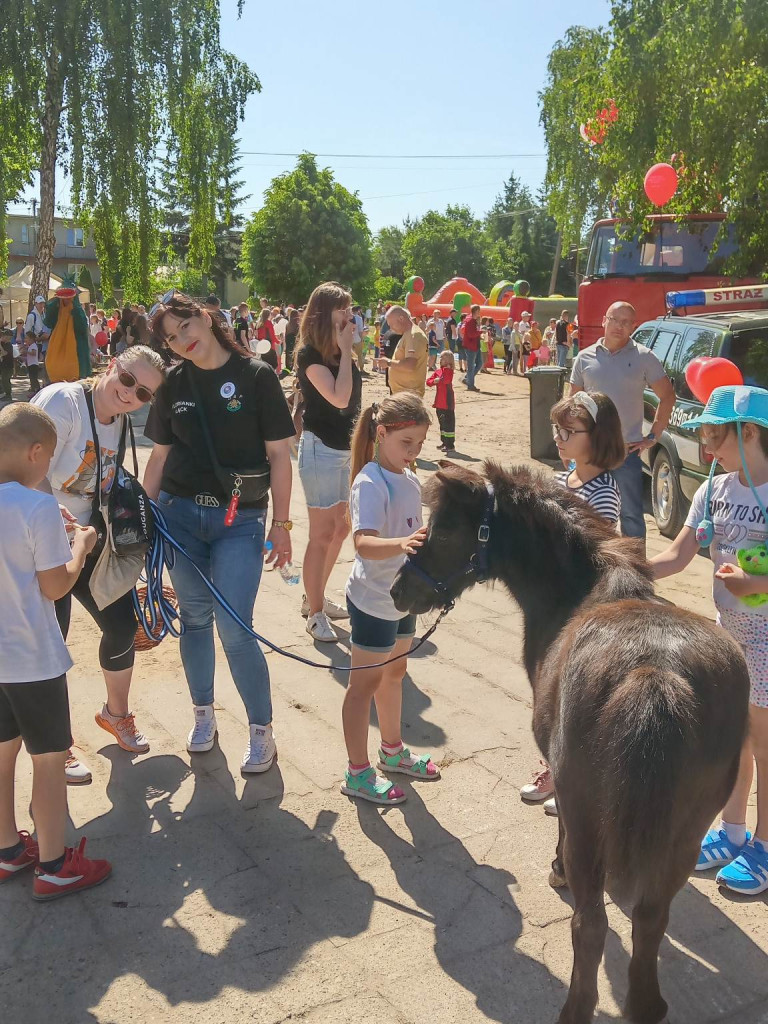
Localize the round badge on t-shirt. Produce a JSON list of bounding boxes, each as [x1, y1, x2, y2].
[[220, 382, 236, 399]]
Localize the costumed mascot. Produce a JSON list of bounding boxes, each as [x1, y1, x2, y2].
[[44, 276, 91, 382]]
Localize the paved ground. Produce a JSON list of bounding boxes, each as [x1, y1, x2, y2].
[[2, 367, 767, 1024]]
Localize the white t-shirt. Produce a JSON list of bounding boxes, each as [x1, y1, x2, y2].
[[432, 318, 445, 342], [686, 472, 768, 615], [353, 314, 364, 344], [25, 342, 39, 367], [346, 462, 423, 620], [0, 483, 73, 683], [32, 382, 123, 525]]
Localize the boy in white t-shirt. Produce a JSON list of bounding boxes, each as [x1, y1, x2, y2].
[[0, 404, 111, 901]]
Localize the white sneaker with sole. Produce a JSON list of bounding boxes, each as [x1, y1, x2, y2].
[[187, 706, 218, 753], [301, 596, 349, 620], [306, 611, 338, 642], [65, 749, 92, 785], [241, 724, 276, 773]]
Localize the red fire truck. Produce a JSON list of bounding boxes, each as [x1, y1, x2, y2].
[[578, 213, 758, 348]]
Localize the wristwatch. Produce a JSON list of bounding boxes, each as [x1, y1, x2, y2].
[[272, 519, 293, 531], [646, 431, 656, 442]]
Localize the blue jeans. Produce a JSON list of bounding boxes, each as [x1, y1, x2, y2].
[[156, 491, 272, 724], [556, 344, 568, 367], [612, 451, 646, 539], [465, 348, 483, 388]]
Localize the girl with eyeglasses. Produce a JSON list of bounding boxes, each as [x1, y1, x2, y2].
[[32, 346, 167, 783], [519, 389, 625, 814]]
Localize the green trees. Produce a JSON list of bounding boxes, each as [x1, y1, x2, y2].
[[540, 1, 768, 272], [240, 154, 375, 304], [0, 1, 259, 306], [401, 206, 490, 295]]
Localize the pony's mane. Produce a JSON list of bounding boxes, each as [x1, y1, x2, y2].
[[483, 460, 654, 584]]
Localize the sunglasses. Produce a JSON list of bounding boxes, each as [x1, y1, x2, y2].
[[148, 288, 179, 320], [552, 425, 590, 442], [115, 362, 155, 404]]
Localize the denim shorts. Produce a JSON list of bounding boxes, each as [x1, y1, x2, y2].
[[347, 597, 417, 653], [298, 430, 351, 509]]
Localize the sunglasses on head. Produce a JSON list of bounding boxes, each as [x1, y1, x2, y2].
[[148, 288, 179, 320], [115, 361, 155, 404]]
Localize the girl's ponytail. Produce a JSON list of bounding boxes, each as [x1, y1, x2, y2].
[[350, 403, 377, 484]]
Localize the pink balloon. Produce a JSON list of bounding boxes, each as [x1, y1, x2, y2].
[[644, 163, 679, 207]]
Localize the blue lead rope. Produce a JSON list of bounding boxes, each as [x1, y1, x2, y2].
[[132, 500, 448, 671]]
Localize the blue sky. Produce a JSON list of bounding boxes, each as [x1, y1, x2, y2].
[[10, 0, 610, 235]]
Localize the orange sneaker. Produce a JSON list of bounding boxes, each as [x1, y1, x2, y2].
[[0, 831, 38, 882], [33, 838, 111, 901], [95, 704, 149, 753]]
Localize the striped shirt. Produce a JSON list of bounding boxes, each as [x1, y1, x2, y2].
[[555, 469, 621, 525]]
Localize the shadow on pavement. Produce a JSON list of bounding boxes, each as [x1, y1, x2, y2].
[[1, 748, 374, 1022]]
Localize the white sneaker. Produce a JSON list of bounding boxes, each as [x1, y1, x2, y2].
[[241, 724, 276, 773], [65, 749, 92, 785], [543, 797, 559, 816], [187, 705, 218, 753], [300, 596, 349, 620], [306, 611, 338, 643]]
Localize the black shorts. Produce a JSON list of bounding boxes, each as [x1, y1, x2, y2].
[[0, 676, 72, 754]]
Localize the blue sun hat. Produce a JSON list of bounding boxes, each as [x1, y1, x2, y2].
[[682, 384, 768, 548], [680, 385, 768, 431]]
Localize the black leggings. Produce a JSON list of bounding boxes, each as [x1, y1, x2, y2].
[[55, 552, 137, 672], [503, 348, 516, 372]]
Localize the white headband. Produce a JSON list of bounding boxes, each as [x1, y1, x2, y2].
[[571, 392, 599, 421]]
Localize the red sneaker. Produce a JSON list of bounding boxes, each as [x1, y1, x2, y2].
[[0, 831, 38, 881], [32, 837, 112, 901]]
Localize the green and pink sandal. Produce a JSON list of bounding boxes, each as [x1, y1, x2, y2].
[[341, 766, 406, 805], [377, 746, 441, 779]]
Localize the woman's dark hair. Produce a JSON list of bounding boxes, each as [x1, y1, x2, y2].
[[701, 421, 768, 458], [551, 391, 626, 471], [149, 292, 249, 357]]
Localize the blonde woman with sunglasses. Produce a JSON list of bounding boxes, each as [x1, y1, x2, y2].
[[32, 346, 166, 782]]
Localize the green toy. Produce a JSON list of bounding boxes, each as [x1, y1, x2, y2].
[[736, 543, 768, 607]]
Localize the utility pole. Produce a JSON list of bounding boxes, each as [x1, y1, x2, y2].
[[548, 232, 562, 296]]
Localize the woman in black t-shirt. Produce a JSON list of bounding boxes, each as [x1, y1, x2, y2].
[[144, 293, 295, 774], [294, 282, 361, 643]]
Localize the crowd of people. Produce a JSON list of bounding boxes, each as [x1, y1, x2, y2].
[[1, 286, 767, 904]]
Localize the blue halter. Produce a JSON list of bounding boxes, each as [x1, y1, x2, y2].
[[401, 483, 496, 607]]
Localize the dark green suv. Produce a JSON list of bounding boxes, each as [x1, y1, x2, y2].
[[639, 309, 768, 536]]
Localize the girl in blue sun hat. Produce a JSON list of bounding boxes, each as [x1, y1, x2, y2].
[[651, 383, 768, 895]]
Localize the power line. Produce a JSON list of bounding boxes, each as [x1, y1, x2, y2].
[[238, 150, 545, 160], [361, 183, 504, 201]]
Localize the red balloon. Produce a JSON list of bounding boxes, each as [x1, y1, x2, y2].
[[684, 357, 743, 404], [644, 163, 679, 207]]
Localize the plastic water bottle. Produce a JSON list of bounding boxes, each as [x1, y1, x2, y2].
[[264, 542, 300, 585]]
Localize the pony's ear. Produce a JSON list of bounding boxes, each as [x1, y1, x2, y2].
[[435, 462, 486, 505]]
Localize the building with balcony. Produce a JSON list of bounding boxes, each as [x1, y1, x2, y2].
[[6, 212, 101, 290]]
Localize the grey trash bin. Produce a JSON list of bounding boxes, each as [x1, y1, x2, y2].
[[525, 366, 568, 460]]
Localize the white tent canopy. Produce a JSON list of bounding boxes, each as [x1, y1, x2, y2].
[[0, 265, 89, 325]]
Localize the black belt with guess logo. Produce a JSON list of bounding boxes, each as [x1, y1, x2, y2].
[[194, 493, 221, 508]]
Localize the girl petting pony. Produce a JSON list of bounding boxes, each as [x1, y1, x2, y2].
[[341, 393, 440, 805], [652, 384, 768, 895]]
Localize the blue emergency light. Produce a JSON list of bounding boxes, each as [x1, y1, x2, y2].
[[666, 285, 768, 309]]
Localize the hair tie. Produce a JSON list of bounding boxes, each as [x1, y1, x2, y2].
[[371, 402, 379, 417], [571, 392, 598, 422]]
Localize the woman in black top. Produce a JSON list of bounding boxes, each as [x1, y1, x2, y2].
[[144, 293, 295, 774], [284, 307, 300, 373], [294, 282, 361, 643]]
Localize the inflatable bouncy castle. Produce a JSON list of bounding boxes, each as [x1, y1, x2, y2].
[[404, 275, 535, 327]]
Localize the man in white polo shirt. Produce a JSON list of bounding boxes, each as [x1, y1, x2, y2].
[[570, 301, 675, 544]]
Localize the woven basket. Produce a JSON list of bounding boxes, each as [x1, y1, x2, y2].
[[134, 584, 178, 652]]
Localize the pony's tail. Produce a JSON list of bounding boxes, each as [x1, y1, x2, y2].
[[599, 666, 697, 899]]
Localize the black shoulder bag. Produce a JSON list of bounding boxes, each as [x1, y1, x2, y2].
[[83, 385, 154, 556], [187, 367, 271, 524]]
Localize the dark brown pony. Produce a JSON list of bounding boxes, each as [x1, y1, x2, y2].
[[391, 462, 749, 1024]]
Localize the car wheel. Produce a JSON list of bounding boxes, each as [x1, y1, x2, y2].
[[651, 449, 686, 538]]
